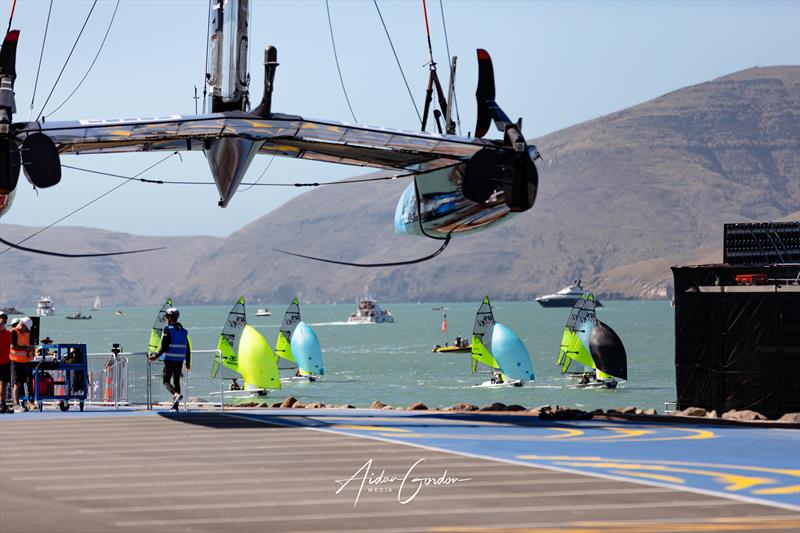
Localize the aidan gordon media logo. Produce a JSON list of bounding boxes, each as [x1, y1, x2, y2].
[[334, 458, 471, 507]]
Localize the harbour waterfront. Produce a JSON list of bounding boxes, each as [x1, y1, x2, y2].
[[25, 301, 673, 411]]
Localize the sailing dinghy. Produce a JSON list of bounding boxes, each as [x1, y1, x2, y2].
[[471, 297, 534, 388], [275, 298, 324, 382], [212, 297, 281, 396], [148, 297, 173, 356], [558, 293, 627, 388]]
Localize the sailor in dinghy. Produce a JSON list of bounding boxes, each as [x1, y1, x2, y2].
[[275, 299, 324, 382], [211, 297, 281, 398], [470, 297, 534, 388]]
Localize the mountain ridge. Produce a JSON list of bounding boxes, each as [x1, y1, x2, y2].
[[1, 66, 797, 307]]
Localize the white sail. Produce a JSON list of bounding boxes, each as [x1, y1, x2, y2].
[[92, 295, 100, 311]]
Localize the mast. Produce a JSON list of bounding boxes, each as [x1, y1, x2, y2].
[[206, 0, 250, 112]]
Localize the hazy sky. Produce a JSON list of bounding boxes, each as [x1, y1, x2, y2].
[[2, 0, 798, 237]]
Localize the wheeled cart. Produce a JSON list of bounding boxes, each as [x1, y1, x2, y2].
[[25, 344, 89, 412]]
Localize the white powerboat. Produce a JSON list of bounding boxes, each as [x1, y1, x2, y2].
[[536, 280, 602, 307], [347, 297, 394, 324], [36, 296, 55, 317], [254, 308, 271, 317]]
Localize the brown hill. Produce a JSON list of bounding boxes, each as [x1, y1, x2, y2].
[[1, 66, 798, 306]]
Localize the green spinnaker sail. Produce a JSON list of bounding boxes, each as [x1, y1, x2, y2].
[[238, 324, 281, 390], [147, 297, 173, 354], [275, 298, 300, 365], [212, 296, 247, 379]]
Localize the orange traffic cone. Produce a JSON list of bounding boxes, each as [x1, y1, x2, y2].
[[103, 368, 113, 403], [54, 372, 66, 398]]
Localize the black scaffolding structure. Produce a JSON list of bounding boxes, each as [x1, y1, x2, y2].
[[672, 223, 800, 418]]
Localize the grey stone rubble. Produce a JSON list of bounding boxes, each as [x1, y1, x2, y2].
[[213, 397, 800, 423]]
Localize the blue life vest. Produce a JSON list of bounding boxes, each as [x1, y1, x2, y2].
[[163, 325, 188, 362]]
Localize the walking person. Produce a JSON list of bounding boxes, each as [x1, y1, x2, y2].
[[0, 313, 12, 413], [9, 317, 34, 413], [149, 308, 190, 411]]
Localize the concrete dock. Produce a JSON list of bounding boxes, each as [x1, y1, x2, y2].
[[1, 409, 798, 532]]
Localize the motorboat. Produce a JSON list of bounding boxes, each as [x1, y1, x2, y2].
[[433, 336, 471, 353], [36, 296, 55, 317], [65, 308, 91, 320], [347, 297, 394, 324], [254, 308, 271, 317], [114, 310, 125, 316], [536, 280, 602, 307]]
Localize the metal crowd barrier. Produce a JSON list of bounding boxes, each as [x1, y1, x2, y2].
[[86, 349, 222, 411]]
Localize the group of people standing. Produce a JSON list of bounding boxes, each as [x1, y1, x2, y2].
[[0, 307, 191, 413], [0, 312, 36, 413]]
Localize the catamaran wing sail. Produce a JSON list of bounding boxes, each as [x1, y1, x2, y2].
[[238, 324, 281, 390], [471, 296, 499, 373], [147, 297, 173, 356], [492, 323, 534, 381], [290, 321, 324, 376], [212, 296, 247, 379], [589, 319, 628, 381], [275, 297, 300, 367]]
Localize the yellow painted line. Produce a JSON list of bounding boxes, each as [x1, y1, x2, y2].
[[753, 484, 800, 495], [515, 456, 799, 477], [331, 425, 410, 433], [611, 470, 685, 484], [553, 461, 774, 492], [543, 428, 585, 439], [432, 517, 800, 532]]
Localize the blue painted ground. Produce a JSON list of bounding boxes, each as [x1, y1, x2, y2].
[[227, 409, 800, 511], [3, 407, 799, 510]]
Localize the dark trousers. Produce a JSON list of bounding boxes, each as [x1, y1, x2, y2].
[[162, 360, 183, 395]]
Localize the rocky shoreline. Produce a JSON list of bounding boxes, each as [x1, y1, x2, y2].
[[190, 396, 800, 426]]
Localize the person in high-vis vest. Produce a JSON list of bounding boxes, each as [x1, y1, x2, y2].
[[149, 308, 191, 411], [9, 317, 34, 413]]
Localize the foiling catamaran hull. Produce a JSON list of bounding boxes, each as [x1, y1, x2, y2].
[[0, 0, 541, 246]]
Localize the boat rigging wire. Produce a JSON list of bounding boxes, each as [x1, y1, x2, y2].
[[438, 0, 461, 135], [35, 0, 98, 121], [237, 154, 276, 192], [61, 163, 415, 187], [43, 0, 121, 118], [0, 152, 178, 258], [272, 232, 452, 268], [27, 0, 53, 121], [4, 0, 16, 36], [325, 0, 358, 123], [0, 235, 164, 258], [373, 0, 422, 124], [202, 0, 211, 113], [422, 0, 435, 66]]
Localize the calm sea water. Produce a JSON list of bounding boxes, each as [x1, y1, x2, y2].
[[23, 301, 675, 411]]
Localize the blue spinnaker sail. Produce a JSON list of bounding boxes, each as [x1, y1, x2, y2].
[[290, 321, 324, 376], [492, 323, 535, 381]]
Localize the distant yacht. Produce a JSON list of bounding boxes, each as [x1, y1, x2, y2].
[[254, 308, 271, 317], [66, 307, 92, 320], [536, 280, 602, 308], [36, 296, 55, 317], [348, 297, 394, 324], [91, 295, 101, 311]]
